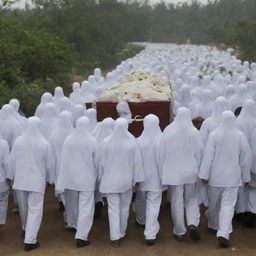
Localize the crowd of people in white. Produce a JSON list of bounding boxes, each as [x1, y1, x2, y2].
[[0, 43, 256, 251]]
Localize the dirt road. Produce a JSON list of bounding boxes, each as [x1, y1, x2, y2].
[[1, 188, 256, 256]]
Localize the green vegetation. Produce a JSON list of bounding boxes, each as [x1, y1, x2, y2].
[[1, 0, 256, 115]]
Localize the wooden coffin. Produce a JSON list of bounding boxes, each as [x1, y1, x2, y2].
[[96, 101, 173, 137]]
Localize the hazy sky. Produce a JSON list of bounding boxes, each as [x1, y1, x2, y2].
[[150, 0, 207, 4], [12, 0, 208, 9]]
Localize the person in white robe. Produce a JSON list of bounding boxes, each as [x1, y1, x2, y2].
[[85, 108, 97, 133], [6, 117, 56, 251], [54, 87, 65, 106], [194, 89, 214, 119], [35, 92, 54, 118], [57, 97, 73, 114], [160, 107, 203, 242], [235, 100, 256, 226], [55, 117, 98, 248], [72, 104, 85, 124], [198, 111, 252, 248], [9, 99, 27, 122], [200, 97, 230, 145], [136, 114, 163, 245], [248, 127, 256, 222], [198, 97, 229, 206], [0, 104, 24, 149], [0, 135, 10, 225], [70, 82, 81, 103], [40, 103, 59, 140], [93, 117, 115, 219], [116, 102, 132, 123], [99, 118, 144, 247], [229, 84, 252, 112], [1, 104, 24, 212], [49, 111, 74, 213]]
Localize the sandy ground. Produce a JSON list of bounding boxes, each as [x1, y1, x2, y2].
[[1, 188, 256, 256]]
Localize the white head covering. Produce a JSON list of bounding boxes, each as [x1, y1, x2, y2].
[[70, 82, 81, 102], [94, 68, 103, 82], [8, 100, 27, 127], [200, 97, 230, 145], [9, 99, 20, 112], [210, 97, 230, 119], [54, 87, 65, 101], [140, 114, 162, 138], [0, 133, 9, 193], [58, 97, 73, 113], [0, 104, 24, 147], [137, 114, 163, 191], [54, 87, 65, 110], [76, 81, 96, 104], [85, 108, 97, 132], [35, 92, 54, 118], [94, 118, 115, 142], [211, 73, 225, 96], [116, 102, 132, 123], [198, 110, 252, 187], [72, 104, 85, 123], [55, 116, 98, 192], [179, 85, 192, 109], [237, 100, 256, 141], [41, 103, 59, 139], [7, 117, 56, 193], [160, 107, 203, 186], [50, 111, 74, 159], [194, 89, 214, 119], [99, 118, 144, 193], [201, 75, 211, 88], [224, 85, 236, 99], [229, 84, 252, 111], [72, 82, 80, 92]]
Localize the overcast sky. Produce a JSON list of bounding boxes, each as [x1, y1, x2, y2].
[[150, 0, 207, 4], [12, 0, 208, 9]]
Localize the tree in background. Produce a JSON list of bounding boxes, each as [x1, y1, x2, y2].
[[227, 21, 256, 62], [1, 0, 256, 115]]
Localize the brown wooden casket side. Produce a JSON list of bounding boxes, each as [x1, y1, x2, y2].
[[96, 101, 171, 137]]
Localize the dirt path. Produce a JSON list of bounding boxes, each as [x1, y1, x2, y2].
[[1, 188, 256, 256]]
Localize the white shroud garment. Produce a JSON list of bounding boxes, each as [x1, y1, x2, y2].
[[198, 111, 252, 187], [194, 89, 214, 119], [137, 114, 163, 192], [35, 92, 54, 118], [160, 107, 203, 236], [41, 103, 59, 140], [99, 118, 144, 241], [0, 104, 24, 149], [7, 117, 56, 193], [160, 107, 203, 186], [198, 111, 252, 240], [9, 99, 27, 126], [55, 117, 98, 240], [199, 97, 229, 206], [53, 87, 65, 109], [93, 117, 115, 203], [49, 111, 74, 172], [236, 100, 256, 214], [85, 108, 98, 133], [99, 118, 144, 193], [56, 116, 98, 193], [136, 114, 163, 240], [200, 97, 229, 145], [0, 135, 10, 225], [6, 117, 56, 244]]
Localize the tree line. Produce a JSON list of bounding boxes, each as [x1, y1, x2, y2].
[[0, 0, 256, 115]]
